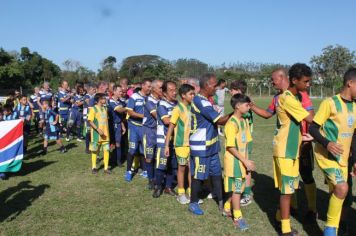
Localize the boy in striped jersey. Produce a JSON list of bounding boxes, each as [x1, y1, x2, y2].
[[273, 63, 314, 236], [309, 68, 356, 236], [88, 93, 110, 174], [223, 93, 255, 231], [165, 84, 195, 204], [153, 81, 178, 198]]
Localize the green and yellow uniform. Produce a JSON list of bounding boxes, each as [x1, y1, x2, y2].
[[88, 105, 110, 151], [170, 102, 191, 165], [273, 90, 309, 194], [224, 116, 252, 194], [313, 94, 356, 186]]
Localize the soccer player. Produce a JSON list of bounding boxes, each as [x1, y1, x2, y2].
[[188, 73, 232, 215], [14, 95, 32, 153], [3, 104, 18, 120], [57, 80, 72, 141], [41, 100, 67, 155], [88, 93, 110, 174], [153, 80, 178, 198], [28, 87, 41, 134], [142, 79, 163, 189], [164, 83, 195, 204], [67, 85, 85, 142], [229, 80, 254, 206], [83, 83, 96, 153], [251, 68, 318, 221], [272, 63, 314, 236], [309, 67, 356, 236], [223, 93, 256, 231], [108, 85, 126, 167], [125, 78, 152, 182]]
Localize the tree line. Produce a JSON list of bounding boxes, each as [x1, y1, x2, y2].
[[0, 45, 355, 94]]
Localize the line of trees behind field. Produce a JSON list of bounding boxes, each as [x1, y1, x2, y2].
[[0, 45, 355, 97]]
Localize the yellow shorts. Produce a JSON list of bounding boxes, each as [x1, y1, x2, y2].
[[315, 152, 348, 187], [224, 176, 245, 194], [90, 141, 110, 152], [273, 157, 300, 194], [175, 147, 190, 166]]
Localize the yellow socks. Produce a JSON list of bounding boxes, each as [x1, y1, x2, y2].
[[233, 209, 242, 220], [281, 219, 291, 234], [304, 182, 317, 212], [103, 150, 109, 170], [91, 153, 97, 169], [186, 188, 191, 197], [326, 193, 344, 228], [224, 201, 231, 212], [178, 188, 185, 195]]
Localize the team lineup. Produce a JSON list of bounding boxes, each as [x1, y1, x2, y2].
[[2, 63, 356, 236]]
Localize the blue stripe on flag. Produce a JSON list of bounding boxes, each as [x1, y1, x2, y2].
[[0, 139, 23, 163]]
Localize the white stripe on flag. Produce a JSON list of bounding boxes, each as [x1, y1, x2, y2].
[[0, 154, 23, 166], [0, 119, 22, 139], [0, 136, 23, 152]]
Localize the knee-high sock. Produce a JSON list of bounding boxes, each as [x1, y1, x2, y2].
[[103, 150, 109, 170], [191, 178, 203, 203], [77, 126, 81, 138], [91, 152, 97, 169], [146, 161, 154, 180], [155, 169, 165, 189], [126, 153, 134, 172], [326, 193, 344, 228], [304, 182, 317, 212], [116, 147, 122, 165], [85, 133, 90, 149], [211, 176, 223, 202]]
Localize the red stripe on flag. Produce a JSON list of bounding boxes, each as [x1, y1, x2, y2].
[[0, 120, 23, 150]]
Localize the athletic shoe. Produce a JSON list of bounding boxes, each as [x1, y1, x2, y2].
[[92, 168, 98, 174], [164, 188, 177, 196], [104, 169, 112, 175], [323, 226, 337, 236], [304, 210, 318, 224], [59, 147, 67, 153], [177, 194, 190, 205], [188, 202, 204, 215], [198, 199, 204, 204], [152, 186, 161, 198], [0, 173, 7, 180], [279, 228, 299, 236], [207, 193, 213, 199], [124, 171, 133, 182], [240, 195, 253, 207], [140, 170, 148, 179], [233, 218, 249, 231], [76, 138, 83, 142], [65, 137, 70, 142]]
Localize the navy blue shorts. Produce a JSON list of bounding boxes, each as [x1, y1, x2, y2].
[[190, 154, 222, 180], [156, 146, 177, 171], [128, 122, 143, 155], [143, 126, 157, 160]]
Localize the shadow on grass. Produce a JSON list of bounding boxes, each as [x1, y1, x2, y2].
[[13, 160, 57, 177], [0, 181, 50, 222]]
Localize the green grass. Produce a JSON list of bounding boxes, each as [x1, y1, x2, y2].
[[1, 97, 355, 236]]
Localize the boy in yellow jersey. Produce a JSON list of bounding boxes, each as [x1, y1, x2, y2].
[[88, 93, 111, 174], [273, 63, 314, 236], [223, 93, 256, 231], [309, 68, 356, 236], [164, 84, 195, 204]]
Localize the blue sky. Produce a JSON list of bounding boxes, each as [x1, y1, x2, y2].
[[1, 0, 356, 71]]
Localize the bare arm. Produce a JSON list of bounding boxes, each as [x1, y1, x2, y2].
[[126, 109, 144, 119], [164, 123, 176, 157], [227, 147, 255, 171], [250, 103, 273, 119], [215, 113, 232, 125]]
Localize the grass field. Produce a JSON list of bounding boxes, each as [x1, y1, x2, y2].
[[1, 97, 355, 236]]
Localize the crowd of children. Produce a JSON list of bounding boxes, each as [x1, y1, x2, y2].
[[1, 64, 356, 236]]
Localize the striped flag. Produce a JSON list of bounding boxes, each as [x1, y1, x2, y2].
[[0, 119, 24, 172]]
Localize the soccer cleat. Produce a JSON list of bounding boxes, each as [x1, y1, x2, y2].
[[233, 218, 249, 231], [164, 188, 177, 196], [152, 186, 161, 198], [65, 137, 70, 142], [92, 168, 98, 174], [303, 210, 318, 224], [188, 202, 204, 215], [124, 171, 133, 182], [279, 228, 299, 236], [76, 138, 83, 142], [59, 147, 67, 153], [323, 227, 337, 236], [177, 194, 190, 205], [198, 199, 204, 204], [240, 194, 253, 207], [207, 193, 213, 199], [0, 173, 7, 180], [104, 169, 112, 175], [140, 170, 148, 179]]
